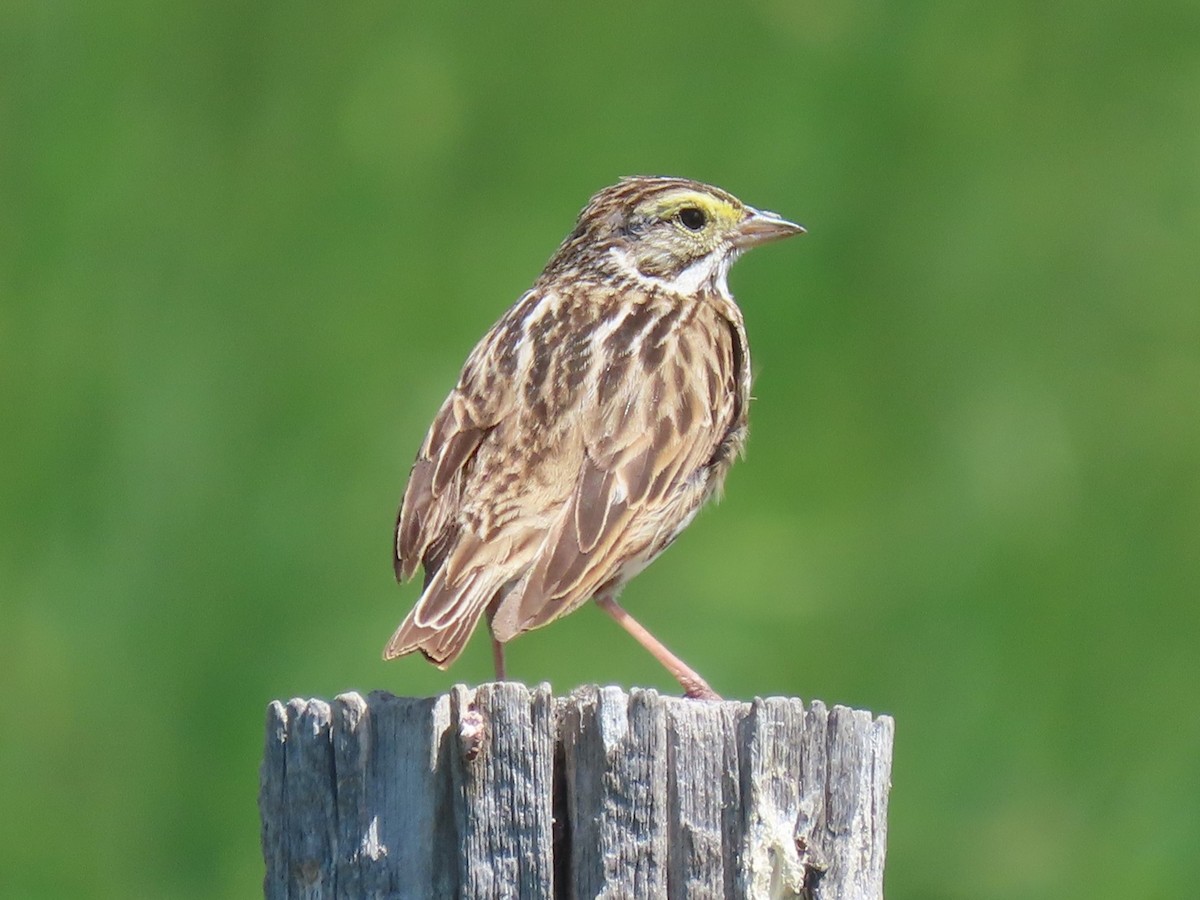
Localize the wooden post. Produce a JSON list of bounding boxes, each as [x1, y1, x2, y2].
[[259, 684, 893, 899]]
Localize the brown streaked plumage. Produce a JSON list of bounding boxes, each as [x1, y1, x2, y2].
[[386, 176, 803, 699]]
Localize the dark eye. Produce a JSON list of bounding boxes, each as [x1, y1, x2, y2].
[[677, 207, 707, 231]]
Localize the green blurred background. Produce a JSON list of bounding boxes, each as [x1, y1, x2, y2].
[[3, 3, 1198, 897]]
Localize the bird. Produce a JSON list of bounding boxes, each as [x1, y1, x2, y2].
[[385, 176, 804, 700]]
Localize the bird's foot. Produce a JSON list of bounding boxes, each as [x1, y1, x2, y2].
[[681, 677, 722, 701]]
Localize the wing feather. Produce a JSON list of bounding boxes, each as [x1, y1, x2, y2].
[[573, 457, 614, 555], [395, 338, 516, 582], [432, 425, 487, 496]]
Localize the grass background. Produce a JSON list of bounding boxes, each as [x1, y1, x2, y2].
[[3, 3, 1198, 897]]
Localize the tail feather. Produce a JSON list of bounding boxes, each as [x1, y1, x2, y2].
[[383, 566, 494, 668]]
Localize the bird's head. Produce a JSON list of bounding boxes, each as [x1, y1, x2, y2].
[[543, 176, 804, 295]]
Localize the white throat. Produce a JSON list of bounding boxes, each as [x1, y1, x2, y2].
[[610, 248, 738, 301]]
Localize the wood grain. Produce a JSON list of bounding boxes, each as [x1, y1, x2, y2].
[[260, 685, 892, 899]]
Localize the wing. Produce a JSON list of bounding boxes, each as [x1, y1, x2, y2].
[[387, 288, 572, 664], [393, 293, 532, 584], [489, 294, 747, 642]]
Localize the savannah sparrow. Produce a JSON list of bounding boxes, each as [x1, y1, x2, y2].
[[386, 176, 803, 699]]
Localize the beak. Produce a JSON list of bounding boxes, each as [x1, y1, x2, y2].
[[734, 207, 806, 249]]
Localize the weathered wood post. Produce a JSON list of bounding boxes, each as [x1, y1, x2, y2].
[[260, 684, 893, 899]]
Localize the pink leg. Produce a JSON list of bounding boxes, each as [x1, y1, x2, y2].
[[491, 635, 507, 682], [595, 595, 721, 700], [485, 603, 507, 682]]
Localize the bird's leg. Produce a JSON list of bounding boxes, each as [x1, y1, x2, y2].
[[485, 602, 507, 682], [490, 634, 507, 682], [594, 594, 721, 700]]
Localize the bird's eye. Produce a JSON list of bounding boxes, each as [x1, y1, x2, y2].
[[677, 207, 707, 231]]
